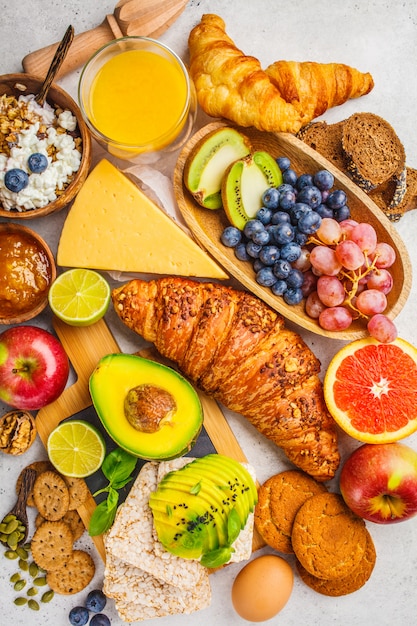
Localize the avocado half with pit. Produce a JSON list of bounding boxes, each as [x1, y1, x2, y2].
[[89, 354, 203, 461]]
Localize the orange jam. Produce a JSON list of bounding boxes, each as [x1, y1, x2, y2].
[[0, 230, 52, 317]]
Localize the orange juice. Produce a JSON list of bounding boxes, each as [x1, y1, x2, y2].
[[86, 48, 189, 151]]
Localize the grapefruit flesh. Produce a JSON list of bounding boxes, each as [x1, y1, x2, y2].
[[324, 338, 417, 443]]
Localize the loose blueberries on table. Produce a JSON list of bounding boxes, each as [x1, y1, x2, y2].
[[69, 606, 90, 626], [86, 589, 107, 613]]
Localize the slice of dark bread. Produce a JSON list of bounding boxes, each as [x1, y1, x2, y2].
[[297, 121, 347, 170], [342, 112, 406, 191], [370, 167, 417, 222]]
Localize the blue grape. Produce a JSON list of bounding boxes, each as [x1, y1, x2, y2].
[[313, 169, 334, 191], [221, 226, 241, 247]]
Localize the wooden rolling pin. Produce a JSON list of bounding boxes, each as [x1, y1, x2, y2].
[[22, 0, 189, 78]]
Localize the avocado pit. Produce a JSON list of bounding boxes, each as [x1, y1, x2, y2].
[[124, 384, 177, 433]]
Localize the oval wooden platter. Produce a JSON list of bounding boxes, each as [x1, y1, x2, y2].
[[174, 121, 412, 340]]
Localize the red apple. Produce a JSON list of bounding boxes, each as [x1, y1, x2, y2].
[[0, 325, 70, 410], [340, 442, 417, 524]]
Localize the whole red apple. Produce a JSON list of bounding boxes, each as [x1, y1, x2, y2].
[[340, 442, 417, 524], [0, 325, 69, 410]]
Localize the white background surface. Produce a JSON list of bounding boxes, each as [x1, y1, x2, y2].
[[1, 1, 417, 625]]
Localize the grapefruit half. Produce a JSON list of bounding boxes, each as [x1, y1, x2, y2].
[[324, 337, 417, 443]]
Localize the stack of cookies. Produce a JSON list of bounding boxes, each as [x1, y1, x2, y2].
[[297, 112, 417, 222], [254, 470, 376, 596], [16, 460, 96, 595]]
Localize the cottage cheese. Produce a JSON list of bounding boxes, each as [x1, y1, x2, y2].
[[0, 94, 82, 211]]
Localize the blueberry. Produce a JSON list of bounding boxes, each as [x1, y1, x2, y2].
[[256, 206, 273, 225], [256, 266, 277, 287], [315, 203, 334, 219], [272, 222, 295, 245], [69, 606, 89, 626], [282, 168, 298, 186], [276, 156, 291, 172], [326, 189, 347, 210], [259, 245, 280, 266], [313, 169, 334, 191], [246, 241, 263, 258], [271, 279, 288, 296], [243, 219, 264, 239], [273, 259, 292, 280], [296, 185, 322, 209], [221, 226, 241, 247], [283, 287, 304, 305], [290, 202, 311, 225], [297, 210, 322, 234], [286, 268, 305, 289], [277, 183, 296, 195], [235, 242, 250, 261], [271, 210, 291, 225], [280, 242, 302, 263], [333, 204, 351, 221], [294, 231, 308, 246], [261, 187, 280, 210], [4, 168, 29, 193], [296, 173, 313, 190], [279, 189, 296, 211], [89, 615, 111, 626], [86, 589, 107, 613], [27, 152, 48, 173], [251, 228, 270, 246], [253, 258, 265, 272]]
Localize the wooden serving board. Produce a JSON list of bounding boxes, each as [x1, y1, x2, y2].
[[36, 316, 264, 561], [174, 121, 412, 340]]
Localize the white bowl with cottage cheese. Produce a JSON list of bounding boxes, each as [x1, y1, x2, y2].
[[0, 74, 91, 219]]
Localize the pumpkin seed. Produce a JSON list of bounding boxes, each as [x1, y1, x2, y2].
[[0, 522, 7, 533], [33, 576, 47, 586], [4, 550, 18, 559], [7, 531, 20, 549], [5, 518, 19, 534], [28, 599, 40, 611], [13, 579, 26, 591], [27, 586, 38, 596], [14, 597, 27, 606], [23, 542, 31, 551], [16, 546, 29, 560], [10, 572, 21, 583], [29, 561, 39, 577], [2, 514, 15, 524], [18, 557, 29, 571], [41, 590, 54, 603]]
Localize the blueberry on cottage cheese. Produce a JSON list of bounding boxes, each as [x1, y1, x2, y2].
[[85, 589, 107, 613], [28, 152, 48, 173], [4, 168, 29, 192], [68, 606, 89, 625]]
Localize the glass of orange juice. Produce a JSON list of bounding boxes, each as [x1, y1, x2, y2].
[[78, 37, 196, 161]]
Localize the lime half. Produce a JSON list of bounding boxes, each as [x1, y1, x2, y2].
[[48, 268, 111, 326], [47, 420, 106, 477]]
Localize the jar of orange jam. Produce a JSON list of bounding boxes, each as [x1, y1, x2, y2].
[[0, 224, 55, 323]]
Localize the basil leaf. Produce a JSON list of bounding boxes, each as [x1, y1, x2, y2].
[[107, 486, 120, 511], [201, 546, 233, 569], [111, 476, 135, 491], [89, 500, 116, 537], [103, 448, 138, 484], [227, 507, 242, 545]]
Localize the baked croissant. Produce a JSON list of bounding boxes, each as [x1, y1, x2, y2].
[[188, 14, 374, 134], [112, 277, 340, 482]]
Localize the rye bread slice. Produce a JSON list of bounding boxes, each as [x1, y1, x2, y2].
[[342, 112, 406, 191], [297, 121, 347, 171], [370, 166, 417, 222]]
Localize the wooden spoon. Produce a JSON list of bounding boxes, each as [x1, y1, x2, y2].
[[35, 25, 74, 106], [2, 468, 37, 546], [22, 0, 189, 80]]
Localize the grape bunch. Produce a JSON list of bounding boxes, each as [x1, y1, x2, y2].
[[220, 156, 398, 343]]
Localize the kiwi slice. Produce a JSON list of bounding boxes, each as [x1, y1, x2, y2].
[[222, 151, 283, 230], [184, 127, 252, 209]]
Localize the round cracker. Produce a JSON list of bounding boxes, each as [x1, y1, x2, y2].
[[33, 470, 70, 521], [47, 550, 95, 594], [63, 476, 89, 510], [31, 520, 73, 571], [15, 460, 54, 506]]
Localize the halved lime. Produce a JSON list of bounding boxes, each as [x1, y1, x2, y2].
[[48, 268, 111, 326], [47, 420, 106, 477]]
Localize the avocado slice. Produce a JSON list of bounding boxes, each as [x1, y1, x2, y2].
[[89, 354, 203, 461]]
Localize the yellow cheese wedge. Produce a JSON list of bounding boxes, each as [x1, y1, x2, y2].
[[57, 159, 228, 279]]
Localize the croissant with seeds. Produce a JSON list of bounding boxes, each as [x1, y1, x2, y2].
[[188, 14, 374, 134], [112, 277, 340, 482]]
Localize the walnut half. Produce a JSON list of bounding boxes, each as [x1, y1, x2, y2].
[[0, 410, 37, 455]]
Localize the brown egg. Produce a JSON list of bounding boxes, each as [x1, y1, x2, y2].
[[231, 554, 294, 622]]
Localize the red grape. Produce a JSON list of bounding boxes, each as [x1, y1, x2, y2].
[[310, 245, 342, 276], [356, 289, 387, 315], [349, 223, 377, 255], [305, 291, 327, 319], [367, 314, 398, 343], [335, 240, 365, 270], [370, 242, 396, 269], [319, 306, 353, 331], [316, 276, 345, 307], [367, 269, 393, 294], [316, 218, 342, 245]]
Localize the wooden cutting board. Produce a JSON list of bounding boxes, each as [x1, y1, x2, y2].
[[36, 316, 264, 561]]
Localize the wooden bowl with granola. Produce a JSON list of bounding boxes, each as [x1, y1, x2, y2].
[[0, 73, 91, 219]]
